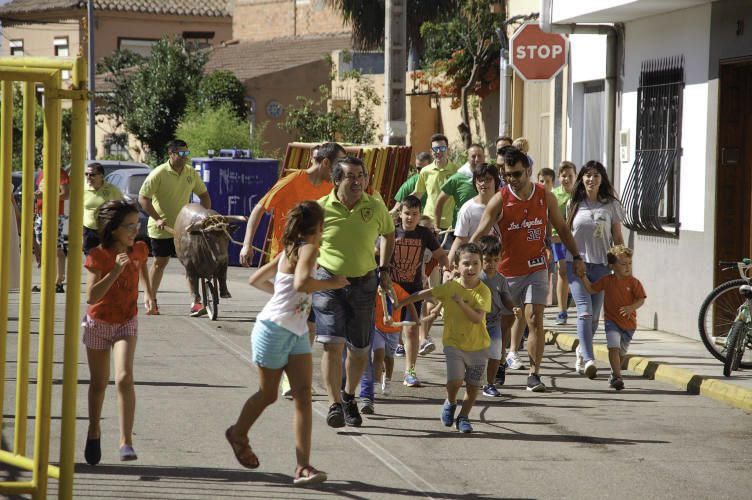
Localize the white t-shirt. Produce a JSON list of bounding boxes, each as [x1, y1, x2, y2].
[[454, 198, 500, 239], [566, 199, 624, 265]]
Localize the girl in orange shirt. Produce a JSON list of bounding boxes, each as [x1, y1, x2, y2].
[[82, 200, 153, 465]]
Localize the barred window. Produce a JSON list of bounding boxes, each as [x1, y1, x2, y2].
[[622, 57, 684, 237]]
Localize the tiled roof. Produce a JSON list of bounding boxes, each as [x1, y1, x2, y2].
[[205, 34, 352, 82], [0, 0, 231, 18]]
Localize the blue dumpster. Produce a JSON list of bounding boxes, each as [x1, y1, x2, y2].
[[192, 155, 280, 267]]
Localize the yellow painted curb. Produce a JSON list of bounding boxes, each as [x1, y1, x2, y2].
[[545, 330, 752, 412]]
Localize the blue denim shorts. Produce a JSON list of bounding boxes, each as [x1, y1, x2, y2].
[[552, 243, 567, 262], [251, 319, 311, 369], [373, 328, 400, 357], [487, 321, 503, 360], [313, 267, 377, 351], [604, 320, 634, 357]]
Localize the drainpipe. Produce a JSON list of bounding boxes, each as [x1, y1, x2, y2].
[[540, 0, 617, 173]]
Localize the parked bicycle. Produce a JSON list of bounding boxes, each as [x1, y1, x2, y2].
[[697, 258, 752, 375]]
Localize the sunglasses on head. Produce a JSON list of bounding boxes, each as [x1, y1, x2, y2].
[[431, 145, 448, 153], [173, 150, 191, 157], [503, 171, 525, 179]]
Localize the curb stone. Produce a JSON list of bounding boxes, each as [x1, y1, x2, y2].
[[545, 330, 752, 411]]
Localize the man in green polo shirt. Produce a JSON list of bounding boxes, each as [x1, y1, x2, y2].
[[313, 156, 395, 429], [433, 143, 485, 234], [390, 151, 432, 214], [139, 139, 211, 316], [411, 133, 457, 235]]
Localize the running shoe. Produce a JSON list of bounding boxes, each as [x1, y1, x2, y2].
[[190, 302, 207, 317], [418, 338, 436, 356], [440, 400, 457, 427], [482, 384, 501, 397], [280, 373, 292, 398], [119, 444, 138, 461], [495, 364, 507, 385], [343, 398, 362, 427], [455, 415, 473, 433], [555, 311, 568, 325], [506, 351, 524, 370], [56, 283, 65, 294], [326, 403, 345, 428], [574, 345, 584, 374], [403, 368, 420, 387], [381, 375, 391, 395], [526, 373, 546, 392], [394, 344, 406, 357], [608, 375, 625, 391], [360, 398, 374, 415], [584, 360, 598, 380]]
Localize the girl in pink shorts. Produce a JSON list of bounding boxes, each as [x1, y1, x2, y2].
[[82, 200, 153, 465]]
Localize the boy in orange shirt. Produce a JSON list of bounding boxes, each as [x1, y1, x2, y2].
[[581, 245, 646, 390]]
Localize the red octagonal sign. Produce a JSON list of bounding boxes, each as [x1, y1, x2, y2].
[[510, 23, 568, 81]]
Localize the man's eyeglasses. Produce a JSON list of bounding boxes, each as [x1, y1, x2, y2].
[[173, 150, 191, 158], [503, 171, 525, 179], [431, 145, 448, 153]]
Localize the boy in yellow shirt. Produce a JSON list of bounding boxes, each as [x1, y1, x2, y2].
[[397, 242, 490, 433]]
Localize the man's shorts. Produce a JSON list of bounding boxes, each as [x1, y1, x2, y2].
[[506, 269, 549, 306], [552, 242, 567, 263], [373, 328, 400, 357], [397, 281, 422, 323], [149, 237, 176, 258], [605, 320, 635, 357], [82, 314, 137, 350], [487, 320, 503, 360], [313, 267, 377, 352], [444, 345, 487, 386], [34, 214, 67, 253], [83, 226, 101, 255], [251, 319, 311, 369]]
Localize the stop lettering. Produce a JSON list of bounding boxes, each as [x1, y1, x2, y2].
[[510, 23, 568, 81]]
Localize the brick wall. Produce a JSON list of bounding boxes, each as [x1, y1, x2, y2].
[[234, 0, 349, 41]]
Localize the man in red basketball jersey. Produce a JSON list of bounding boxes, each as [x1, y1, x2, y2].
[[471, 147, 584, 392]]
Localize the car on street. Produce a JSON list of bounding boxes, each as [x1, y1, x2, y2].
[[105, 167, 151, 240]]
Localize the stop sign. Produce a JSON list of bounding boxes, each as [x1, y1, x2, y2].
[[510, 23, 568, 81]]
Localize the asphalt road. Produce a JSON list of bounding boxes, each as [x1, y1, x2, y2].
[[2, 264, 751, 499]]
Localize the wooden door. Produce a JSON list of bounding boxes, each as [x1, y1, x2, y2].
[[715, 61, 752, 286]]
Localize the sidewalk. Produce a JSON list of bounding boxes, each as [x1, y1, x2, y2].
[[542, 308, 752, 410]]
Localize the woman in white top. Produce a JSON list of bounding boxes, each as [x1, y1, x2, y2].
[[566, 161, 624, 380], [225, 201, 347, 485]]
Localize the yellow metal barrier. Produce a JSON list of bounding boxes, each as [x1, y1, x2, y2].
[[0, 56, 87, 500]]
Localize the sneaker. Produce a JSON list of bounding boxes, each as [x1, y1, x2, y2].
[[495, 364, 506, 386], [574, 345, 584, 374], [455, 415, 473, 433], [403, 369, 420, 387], [526, 373, 546, 392], [440, 400, 457, 427], [482, 384, 501, 397], [55, 283, 65, 294], [360, 398, 374, 415], [394, 344, 406, 357], [119, 444, 138, 461], [506, 352, 524, 370], [555, 311, 568, 325], [584, 360, 598, 379], [608, 375, 625, 391], [280, 373, 292, 398], [418, 338, 436, 356], [326, 403, 345, 428], [342, 398, 362, 427], [380, 375, 391, 395], [190, 302, 207, 317]]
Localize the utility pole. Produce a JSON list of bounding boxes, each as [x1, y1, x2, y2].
[[87, 0, 95, 160], [383, 0, 406, 145]]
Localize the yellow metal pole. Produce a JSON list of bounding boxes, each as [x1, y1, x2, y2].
[[0, 80, 14, 436], [0, 481, 36, 494], [31, 74, 62, 500], [0, 450, 60, 478], [0, 56, 77, 70], [14, 81, 36, 456], [58, 56, 86, 500]]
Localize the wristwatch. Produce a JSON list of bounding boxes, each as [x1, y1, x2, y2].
[[572, 255, 583, 261]]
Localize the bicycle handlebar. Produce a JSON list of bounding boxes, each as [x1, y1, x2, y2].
[[718, 259, 752, 278]]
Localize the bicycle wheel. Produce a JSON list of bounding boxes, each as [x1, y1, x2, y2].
[[698, 279, 750, 366], [205, 279, 219, 321], [723, 321, 745, 377]]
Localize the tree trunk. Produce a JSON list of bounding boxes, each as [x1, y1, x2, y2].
[[459, 59, 482, 150]]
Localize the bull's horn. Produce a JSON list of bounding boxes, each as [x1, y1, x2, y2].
[[223, 215, 248, 224]]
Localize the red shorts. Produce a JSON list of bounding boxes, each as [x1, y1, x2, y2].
[[82, 314, 138, 350]]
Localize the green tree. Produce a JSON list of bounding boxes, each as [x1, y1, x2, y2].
[[99, 37, 208, 163], [196, 70, 247, 119], [176, 103, 266, 159], [420, 0, 505, 148]]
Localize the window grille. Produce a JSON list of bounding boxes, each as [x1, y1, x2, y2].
[[621, 56, 684, 236]]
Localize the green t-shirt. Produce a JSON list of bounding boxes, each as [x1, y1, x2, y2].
[[414, 161, 458, 229], [441, 171, 477, 227], [317, 190, 395, 277], [432, 279, 491, 352], [83, 182, 123, 229], [393, 173, 426, 211], [551, 185, 572, 237]]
